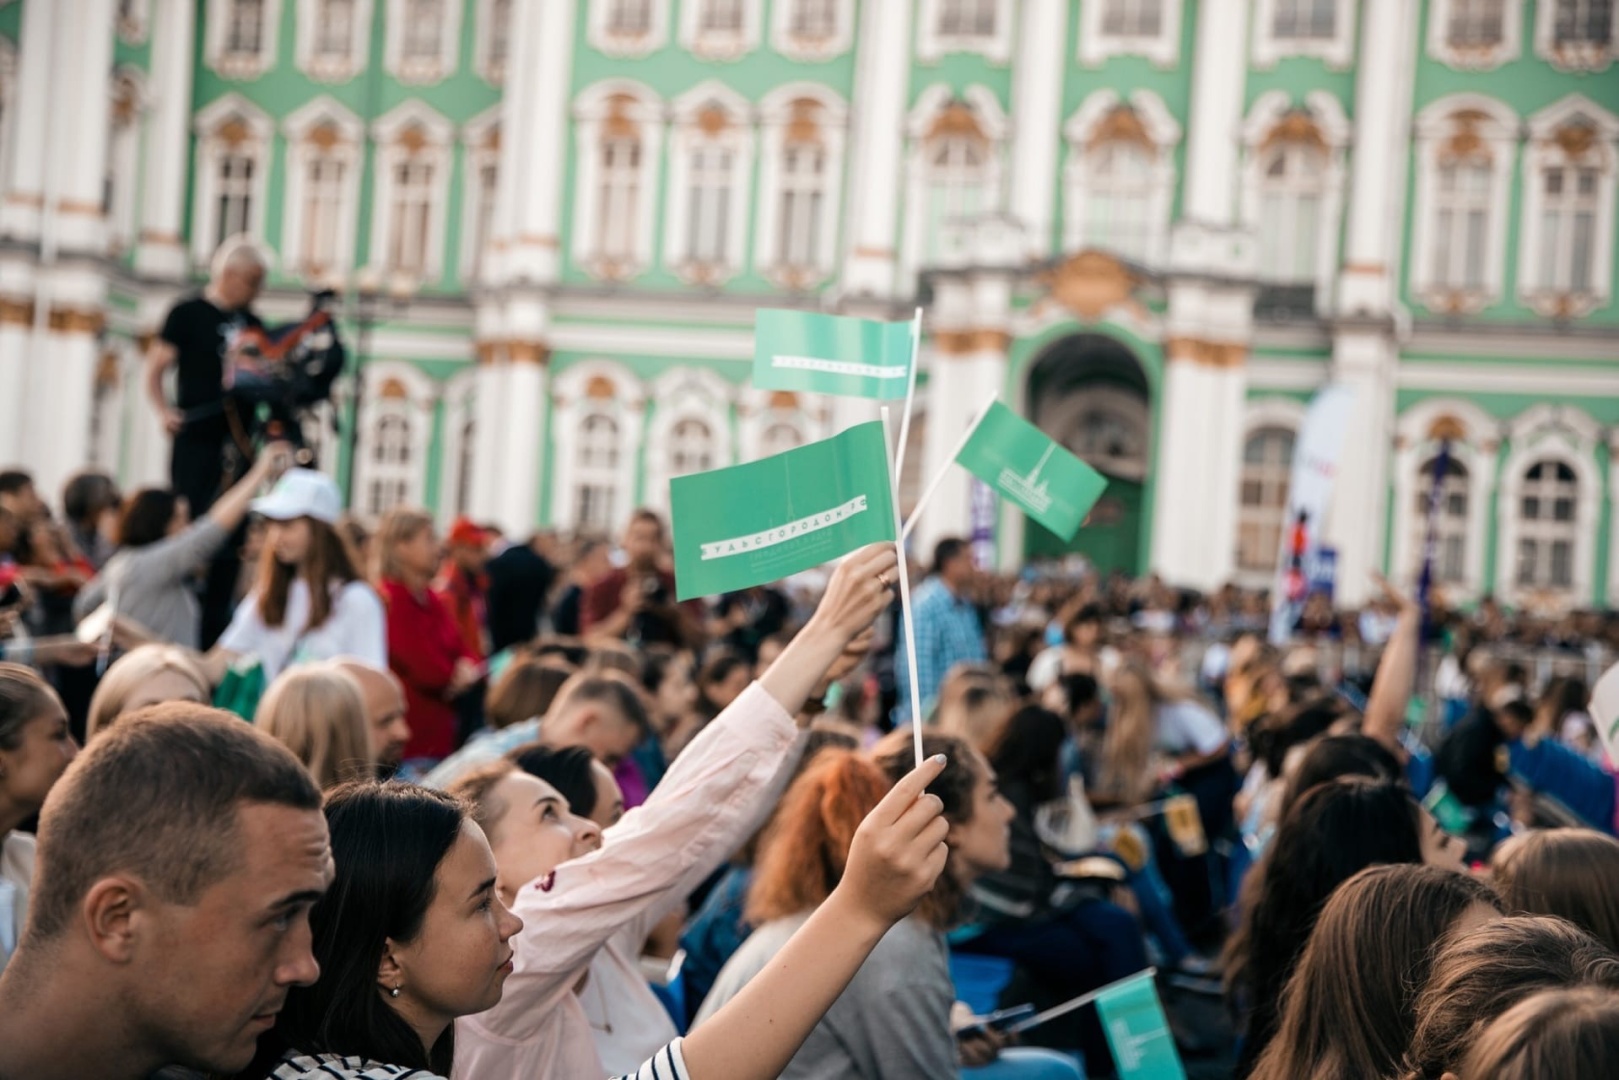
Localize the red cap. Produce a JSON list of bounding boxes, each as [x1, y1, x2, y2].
[[446, 517, 490, 548]]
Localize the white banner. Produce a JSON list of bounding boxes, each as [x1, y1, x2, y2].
[[1269, 383, 1357, 645]]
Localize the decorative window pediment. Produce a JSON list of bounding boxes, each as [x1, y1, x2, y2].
[[384, 0, 462, 86], [664, 83, 754, 284], [679, 0, 762, 60], [1062, 89, 1181, 268], [191, 93, 275, 263], [1428, 0, 1523, 70], [282, 96, 365, 283], [772, 0, 853, 61], [756, 84, 847, 289], [295, 0, 372, 82], [1517, 95, 1619, 319], [205, 0, 284, 80], [1411, 95, 1517, 315], [588, 0, 670, 59], [367, 101, 454, 285], [572, 80, 665, 282], [1535, 0, 1618, 73]]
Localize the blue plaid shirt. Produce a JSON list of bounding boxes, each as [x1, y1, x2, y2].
[[896, 575, 987, 724]]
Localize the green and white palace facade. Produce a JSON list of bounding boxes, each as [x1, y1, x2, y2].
[[1, 0, 1617, 610]]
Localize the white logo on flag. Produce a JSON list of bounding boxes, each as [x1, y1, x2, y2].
[[700, 496, 869, 561], [772, 354, 908, 380], [997, 444, 1056, 514]]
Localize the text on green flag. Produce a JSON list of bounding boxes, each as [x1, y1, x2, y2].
[[752, 308, 915, 400], [1094, 972, 1186, 1080], [956, 401, 1108, 542], [669, 422, 896, 601]]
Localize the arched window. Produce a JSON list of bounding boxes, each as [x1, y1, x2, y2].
[[600, 134, 643, 262], [758, 89, 846, 287], [669, 418, 717, 476], [1255, 140, 1326, 283], [1413, 456, 1471, 584], [1063, 95, 1180, 267], [370, 103, 452, 282], [365, 411, 414, 516], [1272, 0, 1338, 40], [283, 100, 363, 281], [192, 96, 273, 262], [227, 0, 268, 54], [684, 142, 735, 264], [479, 0, 511, 82], [778, 139, 826, 270], [789, 0, 837, 37], [667, 88, 752, 282], [1515, 460, 1579, 589], [1518, 98, 1618, 317], [937, 0, 998, 38], [385, 0, 460, 83], [608, 0, 653, 33], [206, 0, 282, 78], [1237, 427, 1295, 572], [922, 130, 988, 265], [1553, 0, 1613, 46], [760, 421, 804, 457], [1412, 98, 1516, 311], [1082, 141, 1152, 261], [574, 85, 663, 280], [576, 413, 623, 533]]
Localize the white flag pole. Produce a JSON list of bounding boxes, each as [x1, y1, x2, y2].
[[900, 392, 999, 543], [882, 405, 926, 769], [890, 307, 923, 487]]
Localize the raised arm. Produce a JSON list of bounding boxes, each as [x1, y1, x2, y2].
[[676, 756, 950, 1080], [1362, 573, 1421, 754]]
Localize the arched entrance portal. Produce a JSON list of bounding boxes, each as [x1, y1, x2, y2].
[[1024, 334, 1150, 573]]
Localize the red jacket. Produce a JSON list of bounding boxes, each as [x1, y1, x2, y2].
[[382, 577, 476, 762], [435, 563, 489, 660]]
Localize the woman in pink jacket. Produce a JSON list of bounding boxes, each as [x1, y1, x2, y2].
[[445, 544, 902, 1079]]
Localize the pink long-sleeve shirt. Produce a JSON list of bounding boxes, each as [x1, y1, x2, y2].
[[452, 681, 806, 1080]]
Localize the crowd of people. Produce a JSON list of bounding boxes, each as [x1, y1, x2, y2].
[[0, 240, 1613, 1080]]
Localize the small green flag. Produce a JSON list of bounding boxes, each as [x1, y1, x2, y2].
[[1095, 972, 1186, 1080], [957, 401, 1107, 542], [669, 422, 896, 601], [753, 308, 916, 400]]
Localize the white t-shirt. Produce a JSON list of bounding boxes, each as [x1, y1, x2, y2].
[[1153, 698, 1228, 757], [220, 579, 387, 682], [0, 830, 36, 974]]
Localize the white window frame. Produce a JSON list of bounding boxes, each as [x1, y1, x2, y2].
[[771, 0, 854, 61], [1062, 89, 1181, 267], [459, 106, 502, 287], [1079, 0, 1182, 68], [117, 0, 153, 44], [1239, 90, 1351, 314], [1231, 399, 1306, 584], [1534, 0, 1619, 73], [1390, 398, 1500, 602], [383, 0, 462, 86], [190, 93, 274, 265], [587, 0, 671, 59], [572, 80, 664, 282], [643, 367, 734, 513], [438, 368, 477, 524], [1252, 0, 1356, 70], [755, 84, 847, 289], [1410, 94, 1517, 314], [664, 83, 753, 284], [549, 360, 646, 535], [1427, 0, 1523, 70], [1495, 404, 1602, 609], [352, 361, 436, 520], [281, 96, 364, 283], [678, 0, 762, 60], [1517, 94, 1619, 319], [474, 0, 511, 84], [367, 100, 454, 285], [902, 84, 1008, 282], [738, 384, 829, 461], [294, 0, 372, 82], [917, 0, 1015, 64], [204, 0, 284, 80], [106, 70, 147, 256]]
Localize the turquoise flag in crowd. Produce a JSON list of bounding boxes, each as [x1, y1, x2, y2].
[[669, 422, 896, 601], [752, 308, 916, 400], [956, 401, 1107, 542], [1094, 972, 1186, 1080]]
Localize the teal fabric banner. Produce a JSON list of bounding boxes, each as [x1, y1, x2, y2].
[[1095, 972, 1187, 1080], [669, 422, 896, 601], [957, 401, 1108, 542], [752, 308, 916, 400]]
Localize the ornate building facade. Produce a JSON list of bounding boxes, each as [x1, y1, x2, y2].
[[0, 0, 1616, 609]]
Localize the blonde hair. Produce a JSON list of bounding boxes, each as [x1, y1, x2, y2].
[[86, 645, 211, 741], [372, 506, 435, 584], [1099, 659, 1167, 804], [252, 663, 374, 789]]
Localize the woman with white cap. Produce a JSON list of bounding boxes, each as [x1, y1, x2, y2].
[[216, 467, 386, 681]]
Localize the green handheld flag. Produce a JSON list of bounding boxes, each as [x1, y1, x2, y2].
[[957, 401, 1108, 542], [669, 422, 896, 601], [753, 308, 916, 400], [1094, 972, 1186, 1080]]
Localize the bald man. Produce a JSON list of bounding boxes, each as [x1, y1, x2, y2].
[[333, 660, 411, 774]]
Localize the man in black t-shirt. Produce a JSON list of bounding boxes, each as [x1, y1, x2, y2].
[[142, 241, 266, 646]]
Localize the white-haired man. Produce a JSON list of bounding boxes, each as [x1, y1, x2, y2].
[[143, 239, 267, 647]]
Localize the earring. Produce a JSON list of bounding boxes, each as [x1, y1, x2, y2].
[[390, 985, 401, 998]]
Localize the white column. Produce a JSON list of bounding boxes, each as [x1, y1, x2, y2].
[[497, 0, 575, 285], [1010, 0, 1067, 261], [51, 0, 118, 256], [31, 306, 102, 502], [840, 0, 913, 299], [1338, 0, 1418, 317], [1150, 353, 1205, 582], [135, 0, 197, 279], [913, 348, 1004, 559], [495, 352, 547, 535], [1327, 332, 1397, 608], [0, 306, 31, 463], [0, 0, 54, 241], [468, 358, 508, 523], [1181, 0, 1249, 227]]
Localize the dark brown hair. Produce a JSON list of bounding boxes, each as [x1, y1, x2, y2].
[[1248, 864, 1503, 1080], [1400, 915, 1619, 1079], [872, 729, 981, 930], [1459, 986, 1619, 1080], [116, 488, 181, 548], [255, 517, 364, 630], [26, 702, 321, 939], [485, 658, 577, 731], [1492, 829, 1619, 953]]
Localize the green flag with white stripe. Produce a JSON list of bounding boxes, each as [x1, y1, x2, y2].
[[752, 308, 916, 400]]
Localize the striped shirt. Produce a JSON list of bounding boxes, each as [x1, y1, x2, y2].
[[267, 1039, 690, 1079]]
